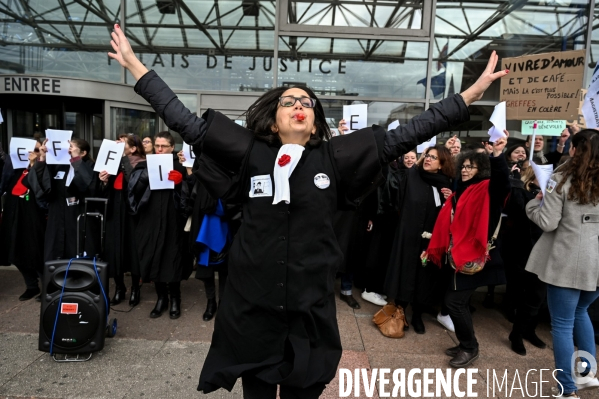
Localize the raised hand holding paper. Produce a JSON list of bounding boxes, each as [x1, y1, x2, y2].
[[45, 129, 72, 164], [9, 138, 37, 169], [93, 139, 125, 175], [181, 143, 195, 168], [488, 101, 507, 142], [342, 104, 367, 134], [146, 154, 174, 190]]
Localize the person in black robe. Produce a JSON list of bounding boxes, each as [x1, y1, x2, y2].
[[127, 131, 191, 319], [384, 145, 455, 334], [0, 142, 47, 300], [98, 134, 146, 306], [107, 24, 506, 398], [28, 138, 99, 261]]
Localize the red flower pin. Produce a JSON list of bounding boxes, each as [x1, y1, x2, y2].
[[278, 154, 291, 166]]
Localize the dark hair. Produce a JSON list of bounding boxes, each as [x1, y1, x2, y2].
[[70, 138, 93, 163], [417, 145, 455, 178], [504, 144, 527, 163], [456, 150, 491, 180], [244, 86, 331, 147], [555, 129, 599, 205], [119, 134, 146, 158], [155, 131, 175, 147]]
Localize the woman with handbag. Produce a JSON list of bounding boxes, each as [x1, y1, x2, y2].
[[525, 129, 599, 398], [384, 145, 455, 334], [423, 138, 511, 368], [107, 23, 506, 398]]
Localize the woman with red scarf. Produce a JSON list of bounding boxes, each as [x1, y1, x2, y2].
[[424, 137, 510, 368]]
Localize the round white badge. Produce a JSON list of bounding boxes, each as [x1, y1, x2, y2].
[[314, 173, 330, 189]]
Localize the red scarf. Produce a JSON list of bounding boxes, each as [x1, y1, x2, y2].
[[113, 172, 124, 190], [426, 180, 491, 272], [11, 170, 29, 196]]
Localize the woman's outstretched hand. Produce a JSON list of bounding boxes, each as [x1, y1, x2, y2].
[[108, 24, 149, 81], [460, 51, 508, 106]]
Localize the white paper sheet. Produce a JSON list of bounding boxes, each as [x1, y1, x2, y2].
[[342, 104, 368, 134], [0, 108, 4, 124], [181, 143, 195, 168], [387, 120, 400, 131], [45, 130, 73, 165], [582, 66, 599, 128], [417, 136, 437, 154], [530, 160, 554, 206], [146, 154, 174, 190], [93, 139, 125, 175], [488, 102, 507, 142], [9, 138, 37, 169]]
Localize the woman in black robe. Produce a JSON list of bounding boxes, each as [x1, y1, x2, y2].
[[108, 24, 506, 398], [384, 145, 455, 334], [98, 134, 145, 306], [0, 142, 47, 300], [28, 138, 99, 261]]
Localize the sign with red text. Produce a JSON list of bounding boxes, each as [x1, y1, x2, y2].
[[500, 50, 585, 120]]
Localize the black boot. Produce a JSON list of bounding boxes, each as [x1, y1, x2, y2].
[[340, 293, 361, 309], [449, 348, 479, 368], [19, 287, 40, 301], [129, 287, 141, 307], [411, 313, 425, 334], [169, 297, 181, 319], [150, 295, 169, 318], [509, 331, 526, 356], [110, 287, 127, 305], [203, 298, 218, 321], [445, 346, 460, 357], [522, 331, 546, 349]]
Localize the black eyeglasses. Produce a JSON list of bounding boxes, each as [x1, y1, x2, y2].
[[279, 96, 317, 108], [460, 165, 478, 170], [424, 153, 438, 161]]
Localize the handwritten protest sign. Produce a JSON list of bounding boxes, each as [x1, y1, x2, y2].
[[342, 104, 367, 134], [581, 64, 599, 128], [93, 139, 125, 175], [45, 129, 72, 165], [181, 143, 195, 168], [9, 138, 37, 169], [500, 50, 585, 121], [146, 154, 174, 190], [521, 120, 566, 136]]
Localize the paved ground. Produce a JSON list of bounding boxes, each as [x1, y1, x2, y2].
[[1, 268, 598, 399]]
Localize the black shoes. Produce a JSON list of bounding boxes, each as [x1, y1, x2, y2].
[[150, 296, 169, 318], [523, 331, 547, 349], [110, 287, 127, 305], [449, 348, 479, 368], [482, 292, 495, 308], [411, 314, 425, 334], [19, 287, 40, 301], [445, 345, 460, 357], [169, 298, 181, 319], [129, 287, 141, 307], [340, 293, 361, 309], [509, 332, 526, 356], [203, 298, 218, 321]]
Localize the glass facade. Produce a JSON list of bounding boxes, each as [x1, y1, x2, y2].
[[1, 0, 597, 148]]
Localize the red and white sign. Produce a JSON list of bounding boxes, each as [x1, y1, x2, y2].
[[60, 303, 78, 314]]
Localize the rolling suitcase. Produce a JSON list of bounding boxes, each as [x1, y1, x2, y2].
[[38, 197, 117, 361]]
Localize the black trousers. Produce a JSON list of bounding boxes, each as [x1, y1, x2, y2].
[[512, 269, 547, 334], [200, 269, 228, 300], [445, 288, 478, 351], [16, 264, 40, 290], [241, 374, 326, 399], [155, 281, 181, 299], [114, 272, 140, 290]]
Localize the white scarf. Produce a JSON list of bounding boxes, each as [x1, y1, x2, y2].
[[272, 144, 305, 205]]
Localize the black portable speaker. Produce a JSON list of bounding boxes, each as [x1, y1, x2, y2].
[[38, 258, 110, 353]]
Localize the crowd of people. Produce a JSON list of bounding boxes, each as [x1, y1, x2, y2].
[[0, 23, 598, 399]]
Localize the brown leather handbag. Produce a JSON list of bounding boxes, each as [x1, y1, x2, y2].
[[372, 303, 408, 338]]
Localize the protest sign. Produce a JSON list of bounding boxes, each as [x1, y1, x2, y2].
[[417, 136, 437, 154], [499, 50, 585, 120], [93, 139, 125, 175], [9, 138, 37, 169], [146, 154, 174, 190], [45, 129, 72, 165], [581, 64, 599, 128], [342, 104, 367, 134], [181, 143, 195, 168], [521, 120, 566, 136]]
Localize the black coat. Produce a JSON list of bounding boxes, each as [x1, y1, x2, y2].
[[28, 159, 99, 261], [133, 70, 470, 394], [127, 155, 191, 283], [0, 158, 46, 270], [385, 166, 452, 305], [450, 156, 511, 291]]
